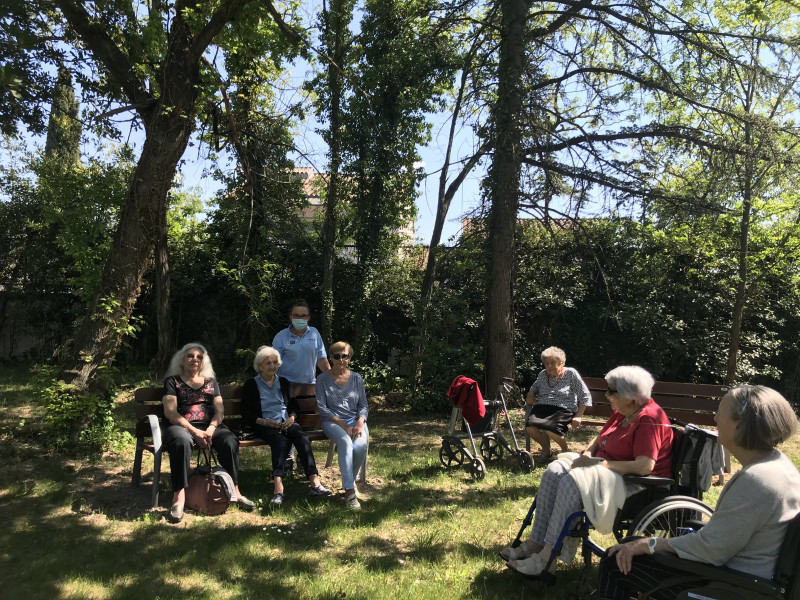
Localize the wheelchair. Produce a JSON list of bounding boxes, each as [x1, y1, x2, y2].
[[506, 419, 720, 585], [636, 510, 800, 600], [440, 377, 534, 480]]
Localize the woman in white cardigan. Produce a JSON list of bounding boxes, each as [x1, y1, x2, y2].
[[503, 366, 674, 577]]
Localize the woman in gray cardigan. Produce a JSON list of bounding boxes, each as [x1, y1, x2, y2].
[[595, 385, 800, 599]]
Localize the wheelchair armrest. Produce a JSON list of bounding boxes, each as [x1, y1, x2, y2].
[[651, 552, 782, 596], [623, 474, 674, 487]]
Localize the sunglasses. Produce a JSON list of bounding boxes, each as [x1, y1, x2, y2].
[[332, 353, 350, 360]]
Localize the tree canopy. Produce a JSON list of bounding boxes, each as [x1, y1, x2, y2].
[[3, 0, 800, 449]]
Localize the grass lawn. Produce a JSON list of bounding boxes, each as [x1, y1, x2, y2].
[[1, 363, 795, 600]]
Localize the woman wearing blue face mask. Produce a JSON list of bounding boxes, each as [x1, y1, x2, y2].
[[271, 300, 331, 385]]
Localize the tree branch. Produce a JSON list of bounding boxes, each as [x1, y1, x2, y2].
[[54, 0, 152, 109]]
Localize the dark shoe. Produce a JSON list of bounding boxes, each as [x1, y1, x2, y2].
[[309, 484, 332, 497], [169, 503, 184, 523], [237, 495, 254, 511], [269, 493, 284, 507], [345, 493, 361, 510]]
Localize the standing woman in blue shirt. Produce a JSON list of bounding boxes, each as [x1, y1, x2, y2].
[[316, 341, 369, 510], [272, 300, 331, 385], [241, 346, 331, 506]]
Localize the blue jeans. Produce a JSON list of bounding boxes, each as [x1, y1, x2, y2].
[[322, 420, 369, 491]]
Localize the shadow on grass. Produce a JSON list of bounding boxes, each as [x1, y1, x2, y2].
[[0, 493, 317, 599]]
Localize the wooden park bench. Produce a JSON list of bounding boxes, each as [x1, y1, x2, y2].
[[525, 376, 731, 471], [131, 383, 366, 507]]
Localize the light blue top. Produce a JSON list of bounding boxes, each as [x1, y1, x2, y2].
[[316, 371, 369, 426], [272, 325, 327, 384], [254, 375, 288, 422]]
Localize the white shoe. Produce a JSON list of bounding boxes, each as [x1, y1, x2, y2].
[[507, 549, 555, 576], [559, 536, 580, 563], [500, 542, 535, 561]]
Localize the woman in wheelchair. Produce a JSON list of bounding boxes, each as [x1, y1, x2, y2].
[[504, 366, 674, 576], [596, 385, 800, 600]]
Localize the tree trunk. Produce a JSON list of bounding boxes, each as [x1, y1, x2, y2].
[[484, 0, 527, 394], [151, 195, 174, 373], [53, 0, 300, 442], [320, 0, 351, 345], [64, 114, 195, 442], [725, 103, 754, 385]]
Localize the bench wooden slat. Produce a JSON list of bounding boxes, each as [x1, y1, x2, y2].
[[586, 395, 720, 415]]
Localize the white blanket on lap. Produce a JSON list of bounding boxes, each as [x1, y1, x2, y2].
[[555, 452, 627, 534]]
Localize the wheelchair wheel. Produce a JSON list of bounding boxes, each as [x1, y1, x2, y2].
[[439, 439, 466, 468], [469, 456, 486, 481], [480, 436, 504, 463], [627, 496, 713, 539], [516, 449, 534, 473]]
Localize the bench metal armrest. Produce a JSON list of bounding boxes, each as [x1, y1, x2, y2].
[[138, 414, 163, 454]]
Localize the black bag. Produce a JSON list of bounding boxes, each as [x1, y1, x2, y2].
[[185, 449, 231, 515], [236, 425, 257, 441]]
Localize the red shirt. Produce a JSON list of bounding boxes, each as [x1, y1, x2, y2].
[[595, 399, 674, 477]]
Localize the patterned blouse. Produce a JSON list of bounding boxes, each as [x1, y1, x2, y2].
[[529, 367, 592, 412], [164, 375, 220, 425]]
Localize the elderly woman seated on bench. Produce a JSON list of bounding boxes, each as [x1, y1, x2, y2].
[[162, 343, 254, 523], [241, 345, 332, 508], [595, 385, 800, 600], [503, 365, 674, 576], [525, 346, 592, 461]]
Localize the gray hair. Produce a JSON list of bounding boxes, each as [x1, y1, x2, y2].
[[541, 346, 566, 365], [725, 385, 797, 451], [253, 345, 282, 371], [165, 343, 216, 379], [605, 366, 655, 406]]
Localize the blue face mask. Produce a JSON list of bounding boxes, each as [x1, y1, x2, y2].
[[292, 319, 308, 330]]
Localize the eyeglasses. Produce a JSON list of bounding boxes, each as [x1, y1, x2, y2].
[[261, 360, 279, 366], [332, 354, 350, 360], [186, 353, 203, 359], [605, 388, 617, 395], [291, 313, 310, 319]]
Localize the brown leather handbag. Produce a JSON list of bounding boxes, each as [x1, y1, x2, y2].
[[185, 449, 231, 515]]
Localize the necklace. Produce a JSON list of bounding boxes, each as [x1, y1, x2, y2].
[[547, 369, 564, 388], [621, 406, 644, 426]]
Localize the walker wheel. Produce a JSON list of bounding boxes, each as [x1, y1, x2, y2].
[[480, 436, 504, 463], [517, 449, 534, 473], [439, 439, 465, 468], [469, 456, 486, 481]]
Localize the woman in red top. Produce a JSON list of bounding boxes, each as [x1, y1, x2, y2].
[[503, 365, 674, 576]]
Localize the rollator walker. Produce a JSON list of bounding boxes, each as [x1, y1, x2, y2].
[[440, 376, 535, 480]]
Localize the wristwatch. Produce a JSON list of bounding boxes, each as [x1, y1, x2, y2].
[[647, 536, 658, 554]]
